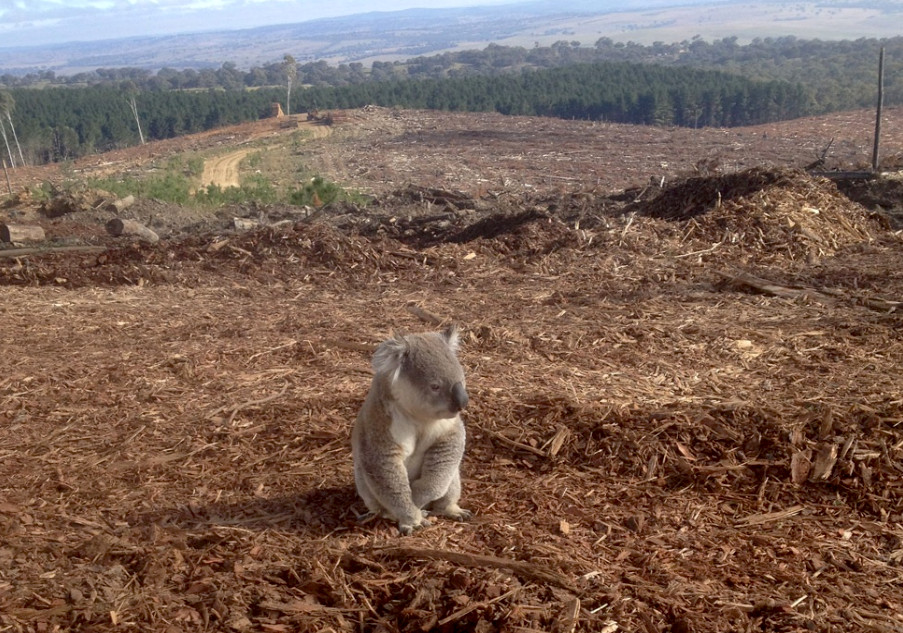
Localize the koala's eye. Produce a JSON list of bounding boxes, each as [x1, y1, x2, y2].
[[429, 383, 442, 392]]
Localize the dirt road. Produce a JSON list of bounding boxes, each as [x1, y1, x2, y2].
[[196, 120, 333, 191], [198, 148, 251, 190]]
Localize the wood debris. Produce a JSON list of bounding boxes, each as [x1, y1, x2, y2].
[[1, 108, 903, 632]]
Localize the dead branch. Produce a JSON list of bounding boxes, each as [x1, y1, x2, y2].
[[370, 546, 576, 591]]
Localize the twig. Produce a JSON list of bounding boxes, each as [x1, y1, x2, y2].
[[207, 383, 289, 423], [620, 212, 636, 240], [481, 426, 548, 457], [258, 599, 365, 616], [675, 242, 721, 259], [720, 269, 902, 313], [554, 596, 581, 633], [736, 505, 805, 527], [248, 340, 297, 361], [371, 546, 575, 591], [404, 303, 445, 326], [437, 587, 519, 626]]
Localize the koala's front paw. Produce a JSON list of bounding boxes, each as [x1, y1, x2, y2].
[[398, 511, 432, 535]]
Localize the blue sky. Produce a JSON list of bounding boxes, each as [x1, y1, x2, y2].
[[0, 0, 523, 47]]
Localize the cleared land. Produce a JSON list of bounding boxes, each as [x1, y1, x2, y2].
[[1, 107, 903, 633]]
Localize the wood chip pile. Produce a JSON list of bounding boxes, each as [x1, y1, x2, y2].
[[2, 166, 903, 633], [635, 167, 887, 262]]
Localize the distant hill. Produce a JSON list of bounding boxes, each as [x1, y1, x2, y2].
[[1, 0, 901, 75]]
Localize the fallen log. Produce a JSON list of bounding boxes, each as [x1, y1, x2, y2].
[[105, 218, 159, 243], [107, 195, 136, 213], [0, 223, 46, 243], [233, 217, 260, 231], [0, 245, 107, 258]]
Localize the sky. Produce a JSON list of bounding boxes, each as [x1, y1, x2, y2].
[[0, 0, 523, 48]]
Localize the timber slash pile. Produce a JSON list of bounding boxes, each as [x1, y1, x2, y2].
[[1, 106, 903, 632]]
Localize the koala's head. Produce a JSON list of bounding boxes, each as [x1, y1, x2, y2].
[[373, 325, 468, 421]]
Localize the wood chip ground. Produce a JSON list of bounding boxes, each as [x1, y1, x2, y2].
[[2, 107, 903, 633]]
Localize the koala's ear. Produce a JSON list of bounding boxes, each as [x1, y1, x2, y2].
[[441, 324, 460, 353], [372, 334, 407, 375]]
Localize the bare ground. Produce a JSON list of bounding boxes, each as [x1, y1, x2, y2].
[[1, 107, 903, 633]]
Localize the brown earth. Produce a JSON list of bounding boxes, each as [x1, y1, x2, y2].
[[1, 107, 903, 633]]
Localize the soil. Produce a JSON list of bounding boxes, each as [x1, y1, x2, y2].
[[2, 106, 903, 633]]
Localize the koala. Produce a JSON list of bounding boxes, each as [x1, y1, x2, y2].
[[352, 325, 472, 535]]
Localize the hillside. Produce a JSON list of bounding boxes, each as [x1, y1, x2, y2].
[[1, 109, 903, 632]]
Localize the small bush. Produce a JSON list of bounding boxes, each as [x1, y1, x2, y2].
[[194, 175, 278, 205], [290, 176, 360, 207]]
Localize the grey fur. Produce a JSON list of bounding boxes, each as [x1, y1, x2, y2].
[[352, 325, 472, 535]]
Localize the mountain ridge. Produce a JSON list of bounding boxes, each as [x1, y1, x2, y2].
[[1, 0, 901, 75]]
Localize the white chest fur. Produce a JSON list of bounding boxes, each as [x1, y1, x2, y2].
[[388, 403, 459, 481]]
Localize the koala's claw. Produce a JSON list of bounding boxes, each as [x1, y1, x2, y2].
[[431, 505, 472, 522], [453, 508, 473, 521], [356, 510, 379, 524], [398, 514, 433, 535]]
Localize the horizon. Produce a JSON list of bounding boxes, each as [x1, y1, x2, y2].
[[1, 0, 899, 76], [0, 0, 525, 49]]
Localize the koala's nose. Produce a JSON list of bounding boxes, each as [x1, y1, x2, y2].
[[451, 382, 468, 412]]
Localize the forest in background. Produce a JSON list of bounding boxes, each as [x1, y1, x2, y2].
[[0, 36, 898, 166], [3, 63, 811, 164]]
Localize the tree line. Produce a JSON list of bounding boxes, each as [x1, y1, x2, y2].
[[1, 61, 813, 165], [2, 35, 899, 114]]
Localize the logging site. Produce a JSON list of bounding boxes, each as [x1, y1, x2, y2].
[[1, 105, 903, 633]]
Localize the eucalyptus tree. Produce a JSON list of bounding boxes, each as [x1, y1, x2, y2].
[[0, 91, 24, 166], [0, 118, 13, 168], [282, 54, 297, 115]]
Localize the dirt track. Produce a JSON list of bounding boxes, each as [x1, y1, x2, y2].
[[197, 117, 333, 191], [200, 149, 252, 189], [2, 107, 903, 633]]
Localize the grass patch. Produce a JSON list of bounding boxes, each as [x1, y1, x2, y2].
[[79, 140, 370, 209], [89, 172, 194, 204], [87, 166, 365, 208]]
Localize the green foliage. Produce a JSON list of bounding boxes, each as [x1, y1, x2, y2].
[[17, 30, 902, 167], [29, 181, 56, 201], [8, 60, 814, 165], [289, 176, 359, 206], [86, 158, 358, 209], [246, 151, 263, 168], [89, 171, 193, 204], [194, 175, 279, 205], [5, 36, 900, 108], [165, 154, 204, 177]]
